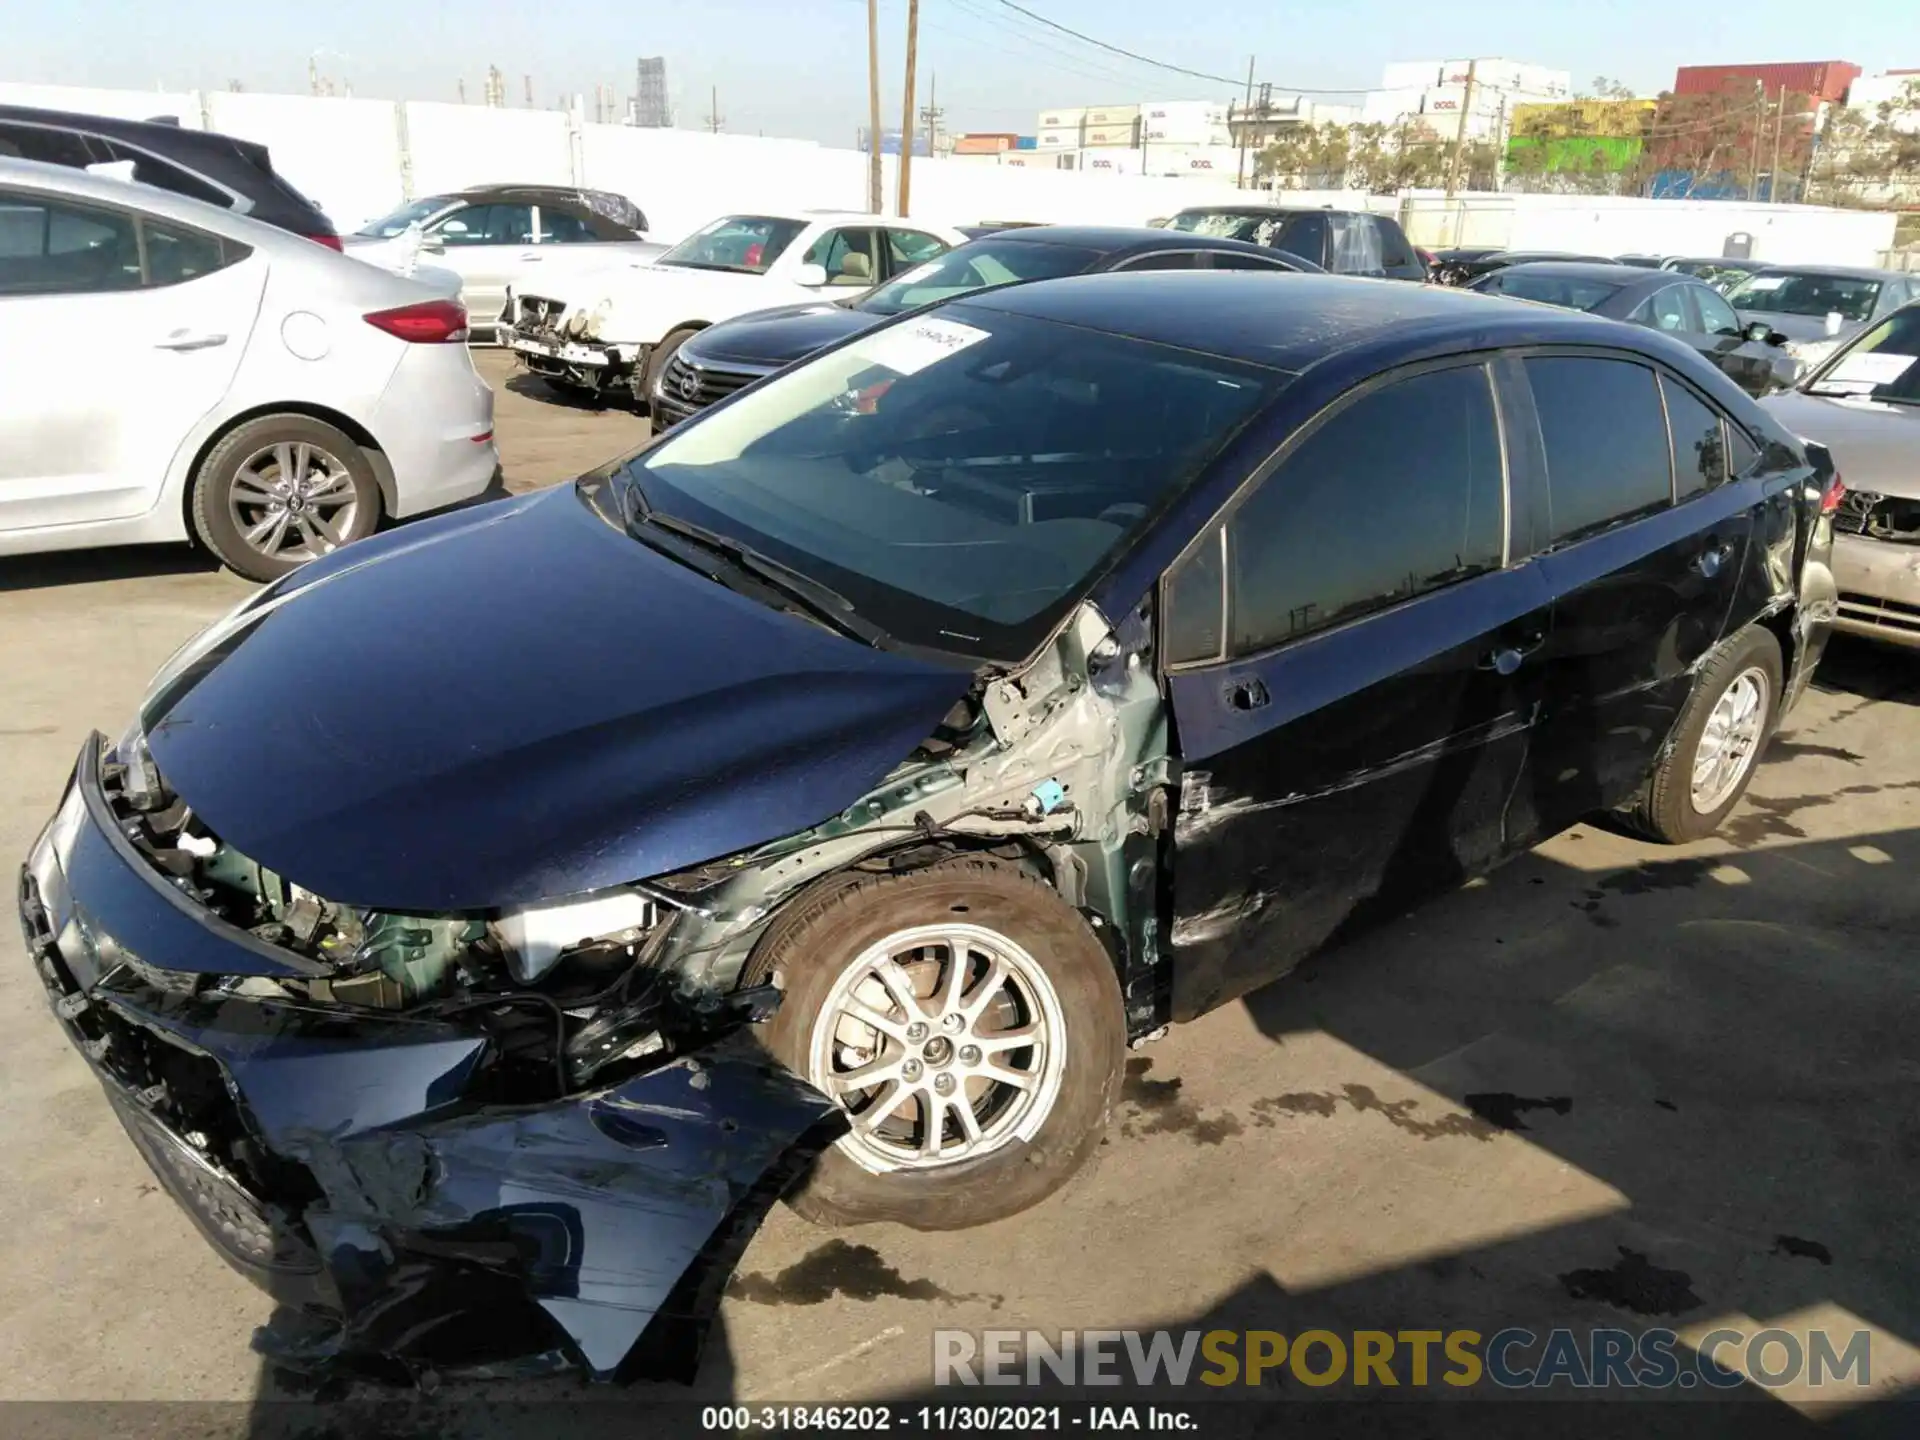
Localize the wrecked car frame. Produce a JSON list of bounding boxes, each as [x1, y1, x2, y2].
[[19, 271, 1834, 1385]]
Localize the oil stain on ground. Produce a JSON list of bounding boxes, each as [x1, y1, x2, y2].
[[1463, 1093, 1572, 1132], [728, 1239, 1003, 1308], [1772, 1235, 1833, 1265], [1119, 1057, 1244, 1145], [1251, 1084, 1499, 1142], [1560, 1247, 1702, 1316]]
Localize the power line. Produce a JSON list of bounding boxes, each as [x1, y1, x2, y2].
[[987, 0, 1369, 93]]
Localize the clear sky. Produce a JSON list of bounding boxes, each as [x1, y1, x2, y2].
[[6, 0, 1912, 144]]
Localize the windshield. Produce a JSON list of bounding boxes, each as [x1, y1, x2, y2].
[[857, 239, 1104, 317], [658, 215, 806, 274], [1727, 271, 1883, 321], [355, 196, 457, 238], [1168, 210, 1298, 245], [615, 304, 1283, 660], [1476, 271, 1624, 311], [1805, 307, 1920, 403]]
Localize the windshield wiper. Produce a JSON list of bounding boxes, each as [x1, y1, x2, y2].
[[626, 505, 891, 648]]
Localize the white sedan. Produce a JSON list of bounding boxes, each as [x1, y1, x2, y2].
[[507, 211, 967, 405], [0, 157, 499, 582]]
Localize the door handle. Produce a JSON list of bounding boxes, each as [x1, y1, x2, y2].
[[1224, 678, 1270, 712], [154, 329, 227, 352], [1479, 631, 1545, 676], [1693, 543, 1734, 578]]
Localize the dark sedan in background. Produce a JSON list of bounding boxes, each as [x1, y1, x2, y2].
[[1430, 248, 1616, 286], [654, 225, 1318, 427], [1723, 264, 1920, 371], [1470, 261, 1795, 397]]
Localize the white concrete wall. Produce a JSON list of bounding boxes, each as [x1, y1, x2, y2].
[[1, 81, 1895, 262], [1401, 192, 1898, 264]]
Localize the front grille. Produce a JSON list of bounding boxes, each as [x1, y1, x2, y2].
[[1834, 490, 1920, 542], [515, 294, 568, 328], [1838, 592, 1920, 635], [653, 354, 770, 428]]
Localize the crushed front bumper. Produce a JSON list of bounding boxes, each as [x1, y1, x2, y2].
[[18, 740, 843, 1383], [1832, 532, 1920, 649], [509, 324, 641, 381]]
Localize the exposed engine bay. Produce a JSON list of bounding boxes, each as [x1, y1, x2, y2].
[[107, 597, 1170, 1091]]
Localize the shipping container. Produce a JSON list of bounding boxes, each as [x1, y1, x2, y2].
[[1361, 87, 1428, 127], [1075, 146, 1144, 175], [1145, 123, 1232, 146], [1143, 100, 1228, 124], [1037, 126, 1079, 149], [1509, 98, 1656, 138], [1381, 61, 1442, 91], [1673, 61, 1861, 103], [1013, 134, 1037, 150], [1037, 107, 1085, 129], [952, 133, 1017, 155], [1083, 121, 1141, 147], [1084, 103, 1141, 125], [1143, 144, 1234, 178]]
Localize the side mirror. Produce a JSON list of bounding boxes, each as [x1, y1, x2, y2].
[[793, 262, 830, 288], [421, 237, 446, 255], [1744, 320, 1773, 343]]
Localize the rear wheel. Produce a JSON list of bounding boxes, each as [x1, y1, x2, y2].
[[189, 415, 381, 583], [1632, 626, 1781, 843], [745, 860, 1125, 1230]]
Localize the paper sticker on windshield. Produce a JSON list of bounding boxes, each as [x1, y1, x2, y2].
[[862, 317, 991, 375], [1826, 351, 1916, 387], [1742, 276, 1787, 292]]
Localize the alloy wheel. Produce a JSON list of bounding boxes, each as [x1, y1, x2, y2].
[[1691, 665, 1770, 813], [227, 441, 359, 564]]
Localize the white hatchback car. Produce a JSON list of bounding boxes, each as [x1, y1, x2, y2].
[[0, 158, 499, 581], [508, 210, 967, 405]]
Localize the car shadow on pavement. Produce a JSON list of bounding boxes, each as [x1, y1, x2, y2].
[[502, 372, 623, 413], [1809, 636, 1920, 708], [0, 543, 225, 593]]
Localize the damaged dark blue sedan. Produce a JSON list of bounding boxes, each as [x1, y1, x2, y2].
[[20, 272, 1838, 1384]]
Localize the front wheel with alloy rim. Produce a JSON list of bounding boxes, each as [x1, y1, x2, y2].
[[745, 860, 1125, 1230], [190, 415, 381, 582], [1631, 625, 1782, 843]]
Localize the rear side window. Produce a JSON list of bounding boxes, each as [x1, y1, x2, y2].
[[1218, 364, 1505, 656], [1527, 356, 1671, 544], [97, 141, 232, 209], [1692, 284, 1743, 337], [0, 192, 139, 294], [1208, 251, 1295, 271], [439, 204, 534, 245], [1661, 376, 1727, 500], [1113, 250, 1202, 271], [536, 208, 599, 243], [1376, 218, 1417, 270], [0, 123, 97, 169], [142, 218, 242, 286]]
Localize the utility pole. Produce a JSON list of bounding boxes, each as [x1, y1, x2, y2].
[[921, 72, 943, 163], [705, 86, 724, 134], [898, 0, 921, 215], [1237, 55, 1254, 189], [457, 78, 467, 104], [1748, 79, 1765, 201], [524, 74, 533, 107], [1443, 57, 1477, 197], [1768, 92, 1786, 202], [866, 0, 883, 213]]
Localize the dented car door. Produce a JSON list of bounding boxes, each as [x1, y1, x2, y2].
[[1161, 359, 1555, 1019]]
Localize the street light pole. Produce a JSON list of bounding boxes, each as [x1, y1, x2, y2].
[[866, 0, 883, 213], [898, 0, 920, 216]]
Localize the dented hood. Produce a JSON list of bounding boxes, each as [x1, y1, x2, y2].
[[138, 486, 973, 912]]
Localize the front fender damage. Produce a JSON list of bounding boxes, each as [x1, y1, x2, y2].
[[85, 985, 842, 1385]]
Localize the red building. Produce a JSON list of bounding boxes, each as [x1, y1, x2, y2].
[[1673, 61, 1861, 103]]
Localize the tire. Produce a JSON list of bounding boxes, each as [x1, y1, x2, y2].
[[1631, 625, 1782, 843], [190, 415, 381, 583], [744, 859, 1125, 1231], [638, 326, 700, 413]]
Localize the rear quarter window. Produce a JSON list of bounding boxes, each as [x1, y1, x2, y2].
[[1526, 356, 1672, 543]]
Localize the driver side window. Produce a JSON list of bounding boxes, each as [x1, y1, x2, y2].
[[1634, 285, 1692, 334], [804, 227, 879, 286], [1691, 284, 1743, 337]]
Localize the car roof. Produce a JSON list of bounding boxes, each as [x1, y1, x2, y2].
[[1496, 261, 1663, 284], [1749, 263, 1904, 281], [0, 103, 270, 166], [987, 223, 1299, 255], [958, 271, 1648, 372], [1169, 203, 1377, 219], [1668, 256, 1763, 266]]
